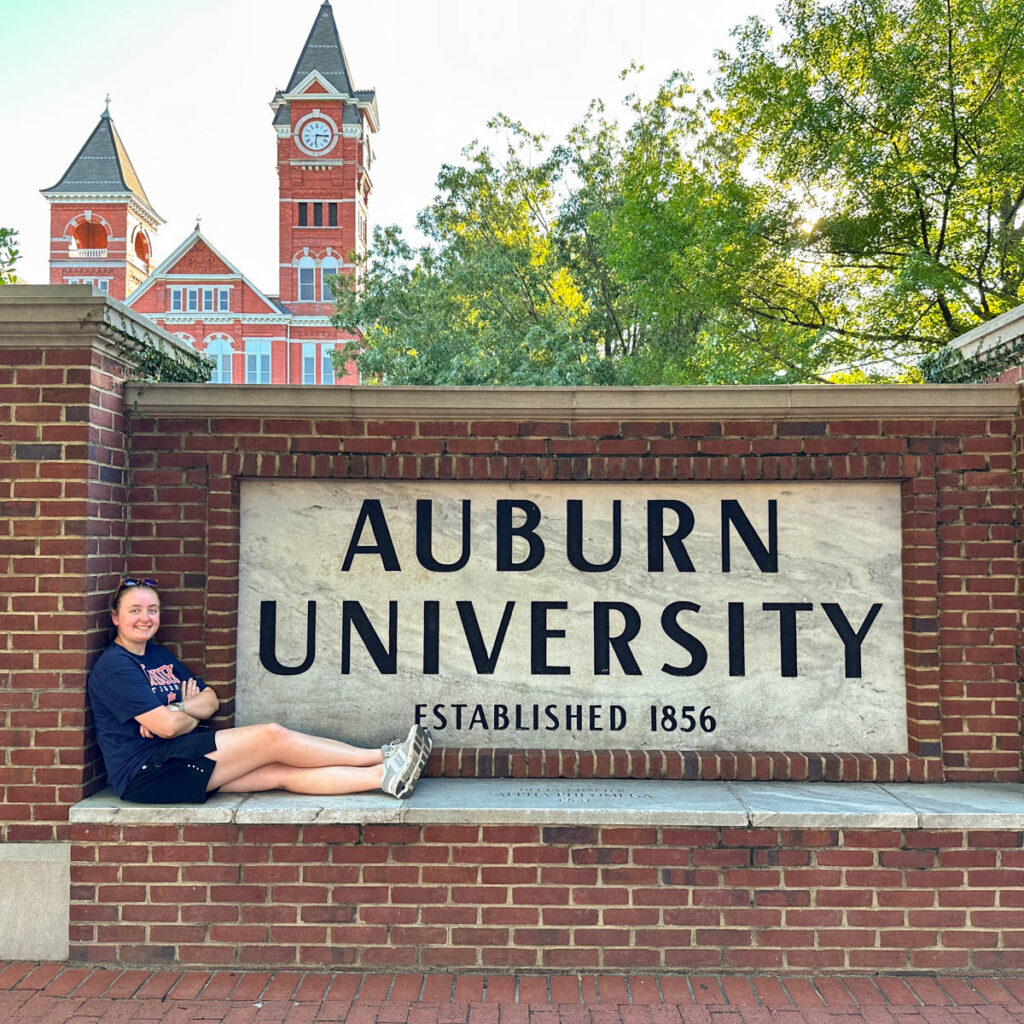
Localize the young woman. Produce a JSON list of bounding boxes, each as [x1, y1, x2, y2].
[[87, 577, 431, 804]]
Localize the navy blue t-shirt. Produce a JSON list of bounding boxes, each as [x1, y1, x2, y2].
[[87, 641, 209, 797]]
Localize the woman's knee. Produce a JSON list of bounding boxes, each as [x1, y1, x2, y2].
[[254, 722, 292, 748]]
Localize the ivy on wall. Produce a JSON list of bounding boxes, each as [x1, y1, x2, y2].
[[124, 341, 213, 383], [94, 306, 213, 383], [920, 335, 1024, 383]]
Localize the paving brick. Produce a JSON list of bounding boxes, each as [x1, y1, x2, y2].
[[263, 971, 304, 1001], [0, 964, 35, 990], [448, 980, 482, 1006], [596, 977, 630, 1005], [690, 978, 727, 1005], [629, 977, 662, 1006]]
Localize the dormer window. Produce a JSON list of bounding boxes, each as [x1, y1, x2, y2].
[[170, 286, 230, 313]]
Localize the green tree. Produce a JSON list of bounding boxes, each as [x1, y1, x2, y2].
[[562, 75, 838, 383], [715, 0, 1024, 359], [0, 228, 19, 284], [337, 0, 1024, 384], [334, 122, 625, 385]]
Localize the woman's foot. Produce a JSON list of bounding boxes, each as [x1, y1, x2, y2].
[[381, 724, 432, 798]]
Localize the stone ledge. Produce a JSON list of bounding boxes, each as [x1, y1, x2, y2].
[[122, 381, 1020, 420], [69, 779, 1024, 829], [0, 284, 189, 358]]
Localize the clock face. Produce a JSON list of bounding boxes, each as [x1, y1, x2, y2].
[[300, 119, 332, 152]]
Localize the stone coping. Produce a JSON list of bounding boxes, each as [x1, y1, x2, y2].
[[949, 300, 1024, 357], [70, 779, 1024, 829], [122, 381, 1020, 420], [0, 284, 189, 356]]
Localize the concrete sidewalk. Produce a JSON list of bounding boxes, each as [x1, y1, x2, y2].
[[3, 963, 1024, 1023]]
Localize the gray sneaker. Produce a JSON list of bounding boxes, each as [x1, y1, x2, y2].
[[381, 725, 432, 798]]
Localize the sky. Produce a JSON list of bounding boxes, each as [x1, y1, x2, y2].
[[1, 0, 779, 295]]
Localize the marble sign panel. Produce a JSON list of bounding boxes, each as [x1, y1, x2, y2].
[[237, 480, 908, 752]]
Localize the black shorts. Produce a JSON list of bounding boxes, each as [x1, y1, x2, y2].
[[122, 730, 219, 804]]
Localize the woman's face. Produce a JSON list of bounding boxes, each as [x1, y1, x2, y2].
[[112, 587, 160, 649]]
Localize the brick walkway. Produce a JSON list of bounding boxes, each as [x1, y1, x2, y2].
[[2, 963, 1023, 1023]]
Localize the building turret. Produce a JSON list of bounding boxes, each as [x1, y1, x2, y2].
[[40, 103, 163, 300]]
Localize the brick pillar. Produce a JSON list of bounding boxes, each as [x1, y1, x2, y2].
[[1018, 385, 1024, 782], [0, 284, 188, 841], [936, 412, 1022, 781]]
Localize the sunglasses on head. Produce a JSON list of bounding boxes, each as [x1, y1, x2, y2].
[[119, 577, 158, 588]]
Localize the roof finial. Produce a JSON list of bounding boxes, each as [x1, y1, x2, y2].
[[102, 93, 111, 118], [195, 214, 202, 232]]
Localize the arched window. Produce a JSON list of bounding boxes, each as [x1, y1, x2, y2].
[[133, 229, 151, 264], [72, 221, 107, 251], [173, 333, 196, 350], [321, 257, 339, 302], [298, 256, 315, 302], [205, 334, 234, 384]]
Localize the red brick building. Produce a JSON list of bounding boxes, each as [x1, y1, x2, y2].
[[40, 0, 374, 386]]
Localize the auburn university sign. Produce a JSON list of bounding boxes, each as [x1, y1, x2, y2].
[[237, 479, 907, 752]]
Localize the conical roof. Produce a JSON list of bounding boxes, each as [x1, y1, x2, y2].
[[285, 0, 355, 93], [42, 109, 154, 208]]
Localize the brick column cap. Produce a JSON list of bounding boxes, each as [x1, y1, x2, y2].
[[0, 284, 188, 362]]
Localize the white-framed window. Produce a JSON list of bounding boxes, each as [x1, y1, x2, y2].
[[67, 277, 110, 292], [245, 339, 272, 384], [357, 206, 367, 250], [173, 332, 196, 349], [322, 343, 335, 385], [178, 286, 230, 312], [298, 256, 315, 301], [302, 342, 316, 385], [321, 257, 339, 301], [206, 335, 233, 384]]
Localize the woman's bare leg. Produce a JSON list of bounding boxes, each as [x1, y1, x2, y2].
[[205, 723, 383, 791], [215, 761, 384, 795]]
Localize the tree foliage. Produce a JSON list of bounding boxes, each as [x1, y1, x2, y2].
[[0, 228, 19, 285], [717, 0, 1024, 362], [335, 0, 1024, 385], [335, 121, 625, 385]]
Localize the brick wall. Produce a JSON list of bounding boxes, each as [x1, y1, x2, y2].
[[1, 292, 1022, 839], [0, 288, 198, 842], [4, 290, 1024, 976], [69, 821, 1024, 973], [123, 387, 1024, 785]]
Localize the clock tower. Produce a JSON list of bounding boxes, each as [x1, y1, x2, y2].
[[271, 0, 378, 312]]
